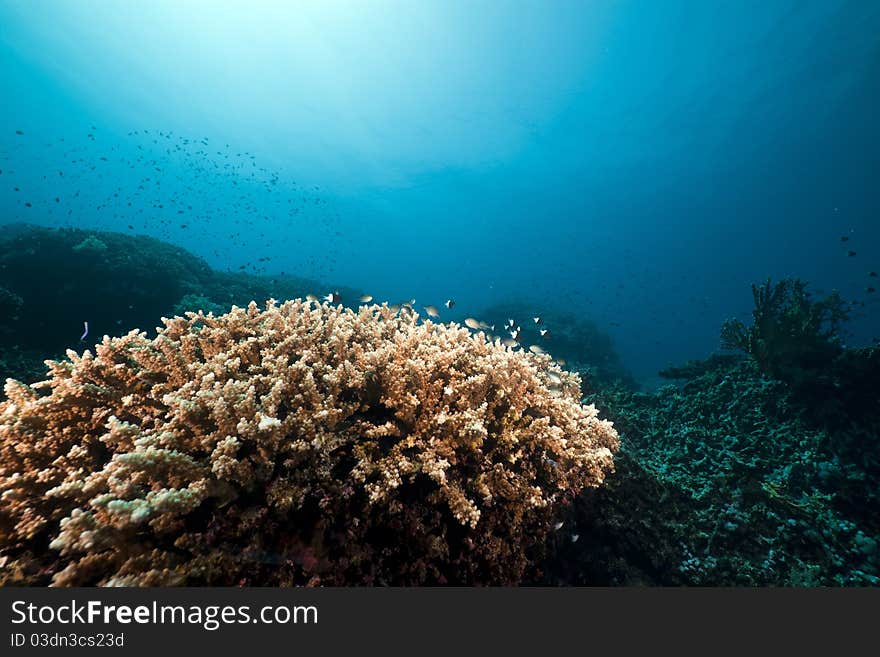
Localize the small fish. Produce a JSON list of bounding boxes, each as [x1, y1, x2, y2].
[[533, 316, 543, 325], [464, 318, 481, 330], [502, 338, 519, 348], [539, 329, 550, 338], [506, 318, 515, 328], [479, 321, 493, 331], [553, 521, 564, 531], [423, 305, 440, 318], [869, 272, 878, 278], [305, 294, 318, 302], [848, 251, 857, 257], [80, 321, 89, 341], [571, 534, 580, 543], [15, 130, 23, 135], [840, 236, 849, 242], [389, 304, 401, 313], [444, 299, 455, 309], [323, 291, 342, 303], [358, 295, 373, 303], [547, 372, 562, 385], [867, 287, 876, 294], [510, 329, 521, 341], [530, 345, 547, 355], [555, 358, 566, 366]]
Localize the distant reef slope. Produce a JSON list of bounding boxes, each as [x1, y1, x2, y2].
[[0, 223, 359, 389], [477, 301, 636, 389]]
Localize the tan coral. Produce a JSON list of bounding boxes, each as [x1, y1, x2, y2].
[[0, 299, 618, 585]]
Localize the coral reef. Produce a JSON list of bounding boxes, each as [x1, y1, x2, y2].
[[0, 224, 361, 390], [0, 300, 618, 586], [548, 281, 878, 586], [0, 286, 24, 324], [477, 302, 635, 388], [542, 350, 879, 586], [658, 354, 744, 380], [719, 278, 878, 470], [0, 224, 214, 385], [2, 234, 874, 588], [720, 278, 849, 382]]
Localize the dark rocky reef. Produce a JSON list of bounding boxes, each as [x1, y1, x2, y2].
[[0, 223, 360, 390], [477, 301, 636, 389]]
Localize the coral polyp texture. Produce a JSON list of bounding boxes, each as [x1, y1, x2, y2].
[[0, 300, 618, 586]]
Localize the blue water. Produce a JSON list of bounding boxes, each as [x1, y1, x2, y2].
[[2, 0, 878, 385]]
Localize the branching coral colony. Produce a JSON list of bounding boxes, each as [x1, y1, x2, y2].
[[0, 299, 618, 586], [721, 277, 849, 381]]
